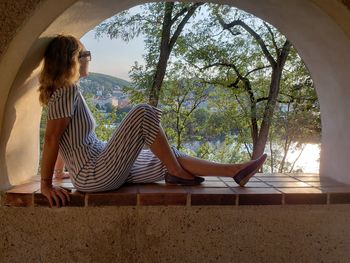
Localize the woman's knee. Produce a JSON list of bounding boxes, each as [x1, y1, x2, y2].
[[134, 103, 152, 111], [130, 103, 153, 116]]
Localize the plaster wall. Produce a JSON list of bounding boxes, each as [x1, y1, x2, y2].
[[1, 205, 350, 262], [1, 0, 350, 188]]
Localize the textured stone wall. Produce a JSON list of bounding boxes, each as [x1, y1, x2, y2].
[[0, 0, 42, 59], [0, 205, 350, 262]]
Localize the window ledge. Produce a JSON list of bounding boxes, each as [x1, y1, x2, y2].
[[1, 173, 350, 207]]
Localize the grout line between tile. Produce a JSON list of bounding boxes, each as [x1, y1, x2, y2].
[[136, 193, 140, 206], [84, 194, 88, 207], [326, 193, 330, 205]]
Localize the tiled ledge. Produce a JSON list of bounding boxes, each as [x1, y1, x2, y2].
[[1, 173, 350, 207]]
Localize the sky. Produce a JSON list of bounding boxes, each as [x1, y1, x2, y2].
[[80, 27, 145, 81]]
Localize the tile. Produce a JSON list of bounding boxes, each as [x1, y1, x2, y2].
[[87, 185, 138, 206], [187, 187, 236, 205], [232, 187, 282, 194], [232, 188, 282, 205], [6, 182, 40, 193], [277, 188, 325, 194], [287, 173, 319, 177], [34, 189, 85, 207], [291, 176, 321, 182], [225, 181, 271, 188], [139, 184, 187, 206], [4, 193, 33, 207], [284, 194, 327, 204], [277, 188, 327, 204], [265, 181, 311, 188], [53, 178, 73, 183], [257, 177, 299, 182], [307, 181, 347, 187], [3, 182, 39, 207], [220, 177, 259, 182], [198, 181, 227, 188], [329, 193, 350, 204], [203, 177, 221, 181], [52, 182, 75, 190], [318, 186, 350, 193], [256, 173, 286, 176]]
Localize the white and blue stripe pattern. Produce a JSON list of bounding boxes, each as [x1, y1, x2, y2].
[[47, 84, 186, 192]]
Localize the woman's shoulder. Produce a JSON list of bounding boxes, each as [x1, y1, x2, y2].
[[48, 84, 78, 104]]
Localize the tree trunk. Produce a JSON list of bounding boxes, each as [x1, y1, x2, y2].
[[252, 66, 282, 159], [279, 103, 291, 172], [252, 39, 291, 159], [243, 78, 259, 149], [269, 133, 274, 173], [148, 3, 203, 106], [217, 17, 292, 160], [148, 3, 173, 106]]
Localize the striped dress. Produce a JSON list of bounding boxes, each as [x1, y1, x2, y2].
[[47, 84, 185, 192]]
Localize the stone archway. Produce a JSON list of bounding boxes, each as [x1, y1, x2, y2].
[[1, 0, 350, 188]]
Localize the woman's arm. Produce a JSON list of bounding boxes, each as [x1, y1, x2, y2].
[[41, 117, 71, 207]]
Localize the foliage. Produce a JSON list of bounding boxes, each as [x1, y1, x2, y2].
[[95, 2, 204, 105], [79, 3, 321, 172]]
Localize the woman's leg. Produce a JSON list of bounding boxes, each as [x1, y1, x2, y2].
[[149, 124, 195, 180], [176, 154, 256, 177], [149, 124, 261, 179], [75, 104, 167, 192]]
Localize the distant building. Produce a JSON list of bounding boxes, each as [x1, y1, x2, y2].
[[93, 96, 118, 108], [118, 98, 130, 108]]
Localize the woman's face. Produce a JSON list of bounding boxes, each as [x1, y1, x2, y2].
[[78, 45, 91, 78]]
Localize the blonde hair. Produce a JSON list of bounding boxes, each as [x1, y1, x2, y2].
[[38, 35, 83, 105]]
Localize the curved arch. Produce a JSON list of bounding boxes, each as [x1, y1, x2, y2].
[[1, 0, 350, 188]]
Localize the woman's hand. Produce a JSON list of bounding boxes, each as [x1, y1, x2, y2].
[[41, 183, 71, 208]]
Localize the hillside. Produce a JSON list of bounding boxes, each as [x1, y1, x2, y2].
[[79, 72, 131, 95]]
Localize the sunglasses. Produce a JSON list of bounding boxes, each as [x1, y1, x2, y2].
[[78, 50, 91, 61]]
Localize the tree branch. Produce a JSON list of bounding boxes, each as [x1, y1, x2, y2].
[[263, 22, 279, 56], [202, 62, 242, 77], [171, 5, 190, 24], [244, 65, 271, 77], [256, 97, 294, 104], [169, 3, 203, 50], [216, 16, 277, 67]]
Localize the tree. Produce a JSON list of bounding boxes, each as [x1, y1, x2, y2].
[[95, 2, 203, 106], [161, 76, 209, 149], [92, 3, 321, 171], [179, 4, 293, 159], [272, 57, 320, 172]]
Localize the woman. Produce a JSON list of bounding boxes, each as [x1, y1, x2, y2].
[[40, 35, 267, 208]]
